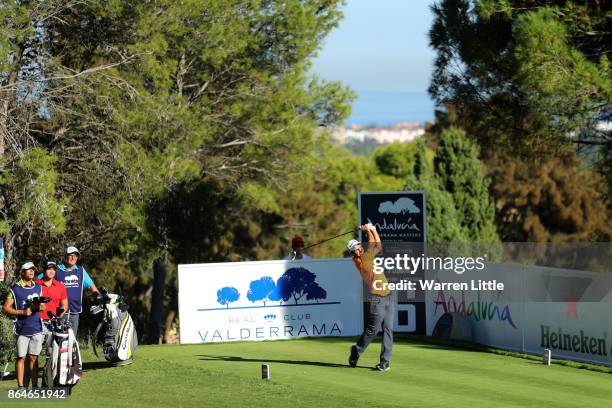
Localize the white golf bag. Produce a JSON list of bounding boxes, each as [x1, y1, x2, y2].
[[44, 310, 82, 388], [91, 287, 137, 365]]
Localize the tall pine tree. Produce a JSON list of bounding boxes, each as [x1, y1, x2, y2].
[[435, 127, 498, 242]]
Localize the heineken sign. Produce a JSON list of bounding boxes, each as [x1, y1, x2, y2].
[[541, 325, 609, 357]]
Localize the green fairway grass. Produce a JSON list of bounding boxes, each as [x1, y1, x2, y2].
[[0, 336, 610, 407]]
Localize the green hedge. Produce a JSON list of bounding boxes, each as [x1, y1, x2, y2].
[[0, 281, 15, 365]]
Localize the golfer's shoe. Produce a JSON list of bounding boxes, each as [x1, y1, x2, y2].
[[348, 345, 359, 367], [375, 360, 390, 371]]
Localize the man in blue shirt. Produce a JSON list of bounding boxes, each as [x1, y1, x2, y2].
[[54, 246, 99, 336]]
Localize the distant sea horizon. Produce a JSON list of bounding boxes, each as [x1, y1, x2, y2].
[[345, 90, 436, 126]]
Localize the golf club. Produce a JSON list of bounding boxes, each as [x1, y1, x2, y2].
[[290, 227, 359, 259]]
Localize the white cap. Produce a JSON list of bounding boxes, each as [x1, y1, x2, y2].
[[20, 261, 36, 271], [347, 239, 360, 252], [65, 246, 80, 255]]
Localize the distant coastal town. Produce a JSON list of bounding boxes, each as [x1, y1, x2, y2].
[[330, 122, 425, 146]]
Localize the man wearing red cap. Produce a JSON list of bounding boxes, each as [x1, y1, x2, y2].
[[283, 235, 312, 260]]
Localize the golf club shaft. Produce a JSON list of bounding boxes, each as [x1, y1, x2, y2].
[[302, 228, 358, 251]]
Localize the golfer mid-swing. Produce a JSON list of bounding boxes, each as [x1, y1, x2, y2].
[[347, 224, 394, 371]]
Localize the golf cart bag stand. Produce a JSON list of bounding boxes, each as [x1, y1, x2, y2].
[[91, 287, 138, 366], [0, 350, 13, 381]]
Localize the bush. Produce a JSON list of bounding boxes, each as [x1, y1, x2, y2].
[[0, 281, 15, 365]]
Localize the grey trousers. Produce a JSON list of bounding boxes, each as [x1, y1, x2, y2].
[[356, 294, 395, 362], [68, 313, 80, 336]]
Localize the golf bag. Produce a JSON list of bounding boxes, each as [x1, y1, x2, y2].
[[90, 287, 137, 365], [44, 309, 82, 388]]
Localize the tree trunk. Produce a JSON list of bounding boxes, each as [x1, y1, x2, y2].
[[163, 309, 176, 344], [0, 41, 23, 156], [0, 44, 24, 280], [0, 70, 17, 157], [0, 229, 18, 283], [148, 258, 166, 344]]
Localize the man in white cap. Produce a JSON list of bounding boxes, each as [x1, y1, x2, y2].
[[347, 224, 395, 371], [53, 246, 99, 335], [2, 262, 45, 388]]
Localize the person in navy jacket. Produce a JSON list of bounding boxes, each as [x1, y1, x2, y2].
[[2, 262, 46, 388], [53, 246, 99, 336]]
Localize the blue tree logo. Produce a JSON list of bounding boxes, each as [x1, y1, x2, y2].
[[246, 276, 277, 306], [306, 282, 327, 303], [213, 268, 328, 310], [268, 283, 283, 304], [217, 286, 240, 308], [277, 267, 327, 305]]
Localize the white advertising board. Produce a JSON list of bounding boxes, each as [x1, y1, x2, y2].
[[425, 263, 524, 351], [521, 266, 612, 365], [425, 263, 612, 366], [178, 259, 363, 343]]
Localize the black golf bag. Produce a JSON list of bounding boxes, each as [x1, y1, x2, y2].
[[90, 287, 137, 365]]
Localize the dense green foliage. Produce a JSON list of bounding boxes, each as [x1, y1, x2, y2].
[[373, 142, 417, 178], [1, 0, 608, 344], [488, 151, 611, 241], [0, 281, 13, 363], [0, 0, 358, 340], [430, 0, 610, 153], [434, 127, 498, 242], [428, 0, 611, 241], [0, 0, 422, 342], [405, 129, 498, 243], [344, 137, 381, 156]]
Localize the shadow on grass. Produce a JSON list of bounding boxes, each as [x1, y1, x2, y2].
[[196, 354, 371, 369], [0, 360, 116, 385], [402, 342, 482, 353], [297, 334, 483, 353], [83, 361, 115, 372], [394, 334, 489, 353], [526, 361, 549, 366], [197, 335, 612, 374]]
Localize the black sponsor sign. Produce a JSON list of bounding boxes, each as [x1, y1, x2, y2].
[[358, 191, 427, 334], [358, 191, 425, 242]]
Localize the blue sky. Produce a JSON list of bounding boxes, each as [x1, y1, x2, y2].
[[311, 0, 435, 93]]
